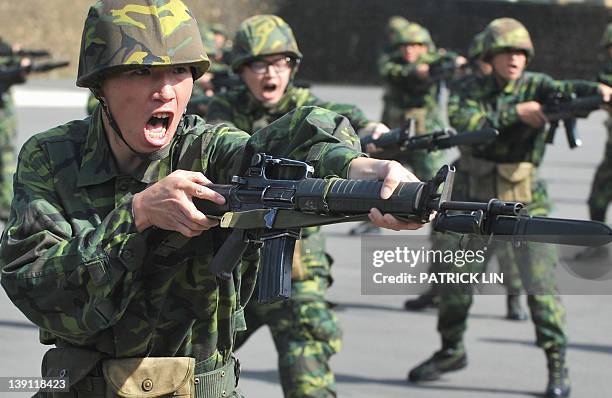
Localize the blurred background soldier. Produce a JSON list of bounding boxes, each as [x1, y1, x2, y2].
[[378, 19, 466, 180], [576, 22, 612, 260], [403, 29, 527, 320], [207, 14, 389, 398], [408, 18, 612, 398], [0, 38, 22, 222]]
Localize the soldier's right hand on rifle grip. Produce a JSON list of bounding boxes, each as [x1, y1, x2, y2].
[[132, 170, 225, 236], [516, 100, 548, 128]]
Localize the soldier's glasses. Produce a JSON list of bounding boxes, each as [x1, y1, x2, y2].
[[247, 56, 294, 74]]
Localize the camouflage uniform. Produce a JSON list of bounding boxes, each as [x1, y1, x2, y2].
[[410, 18, 602, 397], [207, 15, 368, 398], [0, 38, 18, 221], [0, 2, 364, 397], [378, 21, 446, 180], [587, 23, 612, 223]]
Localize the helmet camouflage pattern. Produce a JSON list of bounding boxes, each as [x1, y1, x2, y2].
[[77, 0, 210, 88], [390, 21, 435, 50], [198, 23, 218, 59], [386, 16, 410, 47], [210, 22, 228, 37], [468, 30, 486, 60], [601, 23, 612, 48], [482, 18, 534, 60], [230, 14, 302, 71]]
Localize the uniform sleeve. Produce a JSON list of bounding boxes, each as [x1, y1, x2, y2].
[[242, 106, 365, 178], [0, 138, 148, 344], [206, 94, 239, 128], [448, 80, 507, 131], [378, 52, 419, 80], [301, 90, 371, 131], [546, 78, 600, 98]]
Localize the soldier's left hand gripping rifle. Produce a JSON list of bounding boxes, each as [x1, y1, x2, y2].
[[195, 154, 612, 303], [543, 92, 611, 149]]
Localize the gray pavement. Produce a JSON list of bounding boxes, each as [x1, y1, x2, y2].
[[0, 80, 610, 397]]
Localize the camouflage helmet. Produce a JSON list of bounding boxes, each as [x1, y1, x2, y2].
[[390, 21, 435, 50], [468, 31, 486, 60], [601, 23, 612, 48], [210, 22, 228, 38], [77, 0, 210, 88], [230, 15, 303, 71], [386, 16, 410, 46], [482, 18, 534, 60], [198, 23, 219, 59]]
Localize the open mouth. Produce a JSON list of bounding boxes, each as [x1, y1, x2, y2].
[[145, 112, 172, 140], [262, 83, 278, 93]]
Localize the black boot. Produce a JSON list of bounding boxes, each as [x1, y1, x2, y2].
[[506, 294, 528, 321], [545, 347, 571, 398], [404, 294, 438, 311], [408, 345, 467, 382]]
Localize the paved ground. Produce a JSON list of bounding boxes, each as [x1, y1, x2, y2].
[[0, 79, 610, 397]]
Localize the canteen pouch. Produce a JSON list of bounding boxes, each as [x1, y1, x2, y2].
[[404, 108, 428, 134], [102, 357, 195, 398], [40, 347, 104, 397], [496, 162, 534, 203]]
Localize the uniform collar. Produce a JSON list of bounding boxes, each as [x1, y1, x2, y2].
[[76, 107, 176, 187]]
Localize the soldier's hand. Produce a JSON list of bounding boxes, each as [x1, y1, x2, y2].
[[132, 170, 225, 237], [348, 158, 426, 230], [358, 122, 391, 154], [416, 64, 430, 80], [516, 101, 547, 128], [597, 83, 612, 103]]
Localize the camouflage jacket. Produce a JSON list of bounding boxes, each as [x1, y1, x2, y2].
[[448, 71, 599, 164], [206, 84, 370, 134], [0, 106, 362, 366]]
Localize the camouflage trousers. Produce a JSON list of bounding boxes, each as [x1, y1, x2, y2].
[[381, 102, 445, 180], [436, 236, 567, 351], [587, 121, 612, 222], [235, 229, 341, 398]]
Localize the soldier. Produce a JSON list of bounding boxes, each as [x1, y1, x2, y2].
[[0, 38, 31, 222], [407, 18, 612, 398], [467, 30, 492, 77], [206, 14, 390, 398], [378, 20, 465, 180], [0, 1, 425, 397], [577, 22, 612, 260]]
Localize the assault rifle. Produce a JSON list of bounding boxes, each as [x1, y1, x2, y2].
[[195, 154, 612, 302], [360, 119, 499, 159], [428, 52, 468, 82], [0, 61, 69, 85], [543, 93, 608, 149], [0, 47, 50, 58]]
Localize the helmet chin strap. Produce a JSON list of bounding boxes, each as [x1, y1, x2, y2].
[[92, 88, 178, 161]]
